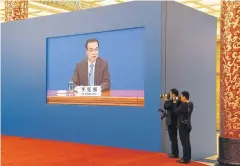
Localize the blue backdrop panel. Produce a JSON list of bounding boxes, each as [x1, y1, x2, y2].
[[47, 28, 145, 90], [163, 2, 217, 159], [1, 2, 162, 151]]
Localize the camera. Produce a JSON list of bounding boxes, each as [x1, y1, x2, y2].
[[160, 93, 181, 102], [181, 120, 190, 128], [160, 93, 170, 100], [172, 96, 180, 101], [158, 108, 167, 120]]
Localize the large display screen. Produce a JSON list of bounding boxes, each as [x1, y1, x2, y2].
[[46, 27, 145, 107]]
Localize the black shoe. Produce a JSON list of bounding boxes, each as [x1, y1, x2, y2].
[[168, 154, 179, 158], [176, 159, 190, 164]]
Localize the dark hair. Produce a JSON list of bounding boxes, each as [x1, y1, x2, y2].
[[170, 88, 179, 96], [181, 91, 190, 100], [85, 39, 99, 49]]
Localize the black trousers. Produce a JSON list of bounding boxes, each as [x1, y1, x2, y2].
[[167, 125, 179, 156], [179, 126, 191, 161]]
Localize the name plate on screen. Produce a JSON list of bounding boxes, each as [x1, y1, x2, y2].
[[75, 86, 101, 96]]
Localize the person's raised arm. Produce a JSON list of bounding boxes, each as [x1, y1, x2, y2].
[[164, 100, 173, 110]]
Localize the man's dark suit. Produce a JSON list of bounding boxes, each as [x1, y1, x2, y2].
[[176, 101, 193, 162], [72, 57, 110, 91], [164, 100, 179, 157]]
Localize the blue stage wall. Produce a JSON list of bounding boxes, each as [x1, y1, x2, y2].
[[47, 27, 145, 90], [1, 2, 162, 151], [161, 2, 217, 159]]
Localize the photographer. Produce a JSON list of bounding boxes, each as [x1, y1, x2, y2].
[[163, 89, 180, 158], [176, 91, 193, 164]]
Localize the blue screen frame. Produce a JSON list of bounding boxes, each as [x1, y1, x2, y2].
[[2, 2, 162, 152]]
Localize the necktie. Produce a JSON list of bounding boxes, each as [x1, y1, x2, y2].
[[89, 64, 94, 86]]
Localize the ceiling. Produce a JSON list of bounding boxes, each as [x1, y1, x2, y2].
[[0, 0, 220, 40]]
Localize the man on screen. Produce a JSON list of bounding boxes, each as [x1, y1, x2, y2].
[[72, 39, 111, 91]]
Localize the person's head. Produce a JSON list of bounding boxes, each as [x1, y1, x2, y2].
[[85, 39, 99, 63], [181, 91, 190, 102], [170, 88, 179, 98]]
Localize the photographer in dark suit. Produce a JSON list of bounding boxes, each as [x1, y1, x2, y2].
[[176, 91, 193, 164], [163, 89, 180, 158]]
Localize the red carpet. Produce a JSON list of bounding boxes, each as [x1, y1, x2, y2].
[[1, 136, 207, 166]]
